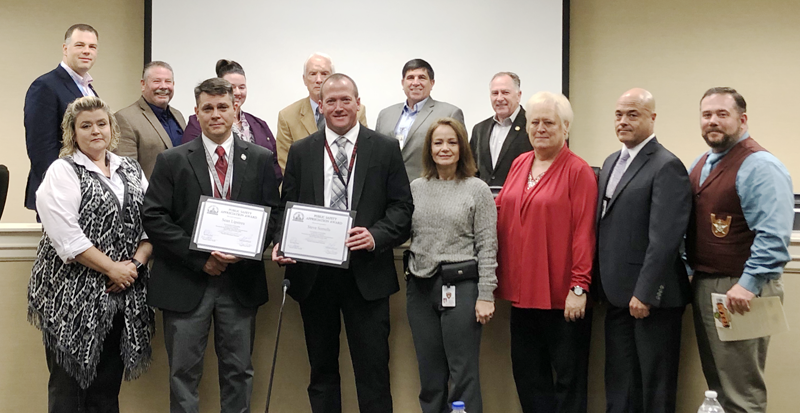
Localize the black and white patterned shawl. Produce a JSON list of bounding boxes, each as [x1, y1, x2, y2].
[[28, 155, 154, 389]]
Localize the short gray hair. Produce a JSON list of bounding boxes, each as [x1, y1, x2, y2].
[[303, 52, 335, 74], [525, 91, 574, 132], [491, 72, 521, 90], [142, 61, 173, 80]]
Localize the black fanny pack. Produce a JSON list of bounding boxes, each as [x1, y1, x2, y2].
[[403, 250, 479, 284]]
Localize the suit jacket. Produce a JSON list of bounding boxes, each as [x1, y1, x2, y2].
[[275, 97, 368, 171], [183, 112, 282, 183], [279, 126, 413, 302], [143, 136, 281, 312], [375, 98, 463, 182], [595, 138, 692, 308], [470, 107, 531, 187], [113, 96, 187, 179], [24, 65, 97, 209]]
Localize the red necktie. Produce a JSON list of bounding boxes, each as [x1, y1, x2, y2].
[[214, 146, 229, 199]]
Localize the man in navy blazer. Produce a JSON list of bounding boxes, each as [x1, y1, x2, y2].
[[24, 24, 99, 211], [273, 74, 413, 413]]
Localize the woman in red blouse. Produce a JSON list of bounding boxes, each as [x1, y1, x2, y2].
[[495, 92, 597, 413]]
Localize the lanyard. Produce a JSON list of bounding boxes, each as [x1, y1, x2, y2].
[[324, 137, 358, 191], [202, 143, 233, 199]]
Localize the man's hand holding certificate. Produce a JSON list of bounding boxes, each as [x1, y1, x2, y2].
[[273, 202, 364, 268]]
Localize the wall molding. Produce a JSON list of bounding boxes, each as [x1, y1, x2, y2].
[[1, 224, 798, 273]]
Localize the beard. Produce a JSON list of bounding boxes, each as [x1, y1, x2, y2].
[[702, 128, 739, 150]]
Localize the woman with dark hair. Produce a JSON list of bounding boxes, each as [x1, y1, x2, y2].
[[495, 92, 597, 413], [405, 117, 497, 413], [29, 96, 154, 412], [183, 59, 282, 182]]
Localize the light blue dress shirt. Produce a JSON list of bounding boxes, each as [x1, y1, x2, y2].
[[689, 132, 794, 294], [393, 97, 428, 148]]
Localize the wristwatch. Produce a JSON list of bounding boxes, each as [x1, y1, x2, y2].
[[571, 286, 585, 296], [131, 258, 144, 272]]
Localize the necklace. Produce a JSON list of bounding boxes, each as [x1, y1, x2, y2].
[[527, 170, 545, 189]]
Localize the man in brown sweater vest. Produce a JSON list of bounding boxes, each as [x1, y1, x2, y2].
[[687, 87, 793, 413]]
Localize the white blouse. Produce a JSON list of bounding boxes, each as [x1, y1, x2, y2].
[[35, 150, 148, 263]]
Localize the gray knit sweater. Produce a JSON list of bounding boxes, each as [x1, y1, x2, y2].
[[408, 177, 498, 302]]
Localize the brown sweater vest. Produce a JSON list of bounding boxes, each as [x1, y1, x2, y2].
[[687, 137, 766, 277]]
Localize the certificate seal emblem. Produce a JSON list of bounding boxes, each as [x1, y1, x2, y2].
[[208, 206, 219, 215], [710, 213, 731, 238], [292, 212, 304, 222]]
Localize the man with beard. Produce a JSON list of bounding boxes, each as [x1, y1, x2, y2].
[[115, 61, 186, 178], [686, 87, 793, 413]]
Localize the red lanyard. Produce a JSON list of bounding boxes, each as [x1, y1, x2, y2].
[[323, 138, 358, 188]]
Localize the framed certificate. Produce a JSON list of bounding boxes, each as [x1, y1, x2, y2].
[[279, 202, 356, 269], [190, 196, 272, 261]]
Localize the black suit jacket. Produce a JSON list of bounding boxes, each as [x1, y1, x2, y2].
[[24, 65, 97, 209], [143, 137, 281, 312], [470, 107, 531, 187], [279, 126, 413, 302], [596, 138, 692, 308]]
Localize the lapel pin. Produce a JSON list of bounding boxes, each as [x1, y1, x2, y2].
[[241, 154, 246, 161], [515, 126, 521, 131]]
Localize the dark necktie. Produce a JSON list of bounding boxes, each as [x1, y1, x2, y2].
[[316, 107, 326, 131], [214, 146, 229, 199]]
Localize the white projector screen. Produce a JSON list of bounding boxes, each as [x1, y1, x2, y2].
[[151, 0, 566, 136]]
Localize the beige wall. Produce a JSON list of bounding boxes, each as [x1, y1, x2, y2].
[[1, 0, 799, 412], [0, 0, 144, 223]]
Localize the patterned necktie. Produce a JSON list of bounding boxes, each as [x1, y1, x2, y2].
[[214, 146, 229, 199], [316, 107, 326, 131], [330, 137, 350, 210], [699, 152, 723, 186], [605, 150, 630, 200]]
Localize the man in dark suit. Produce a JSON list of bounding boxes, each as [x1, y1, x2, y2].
[[375, 59, 463, 182], [273, 74, 413, 413], [470, 72, 531, 187], [24, 23, 99, 211], [596, 88, 692, 413], [114, 61, 186, 179], [143, 78, 280, 413]]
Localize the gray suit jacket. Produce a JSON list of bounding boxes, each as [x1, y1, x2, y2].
[[114, 96, 187, 179], [375, 97, 463, 181], [595, 137, 692, 308]]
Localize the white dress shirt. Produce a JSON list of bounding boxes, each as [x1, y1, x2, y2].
[[619, 133, 656, 173], [488, 105, 521, 167], [201, 133, 234, 197], [323, 123, 359, 208], [60, 61, 96, 97], [36, 150, 149, 263]]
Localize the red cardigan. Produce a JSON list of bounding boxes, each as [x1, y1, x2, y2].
[[495, 146, 597, 309]]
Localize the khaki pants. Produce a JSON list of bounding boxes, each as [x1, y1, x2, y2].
[[692, 274, 784, 413]]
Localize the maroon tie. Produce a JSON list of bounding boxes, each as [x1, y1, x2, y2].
[[214, 146, 229, 199]]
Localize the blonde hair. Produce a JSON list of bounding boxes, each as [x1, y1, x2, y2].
[[59, 96, 120, 157], [525, 91, 574, 133]]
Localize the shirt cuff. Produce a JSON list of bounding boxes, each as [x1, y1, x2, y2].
[[738, 273, 767, 295], [60, 238, 94, 264]]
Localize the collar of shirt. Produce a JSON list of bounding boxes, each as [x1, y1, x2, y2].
[[201, 133, 234, 163], [325, 123, 360, 149], [146, 99, 172, 121], [621, 133, 656, 168], [73, 148, 122, 176], [403, 97, 429, 115], [60, 61, 93, 91], [493, 104, 521, 126]]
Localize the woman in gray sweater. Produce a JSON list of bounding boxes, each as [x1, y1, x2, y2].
[[406, 117, 498, 413]]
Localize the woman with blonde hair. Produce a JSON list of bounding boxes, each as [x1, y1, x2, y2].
[[29, 96, 154, 412]]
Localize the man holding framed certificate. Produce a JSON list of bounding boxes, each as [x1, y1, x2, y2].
[[273, 74, 413, 413], [143, 78, 281, 413]]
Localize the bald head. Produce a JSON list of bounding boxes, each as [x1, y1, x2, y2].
[[615, 88, 657, 148]]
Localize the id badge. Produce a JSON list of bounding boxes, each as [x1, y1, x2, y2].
[[442, 285, 456, 307]]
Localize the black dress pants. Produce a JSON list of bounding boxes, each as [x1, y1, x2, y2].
[[299, 267, 393, 413], [46, 312, 125, 413], [510, 307, 592, 413]]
